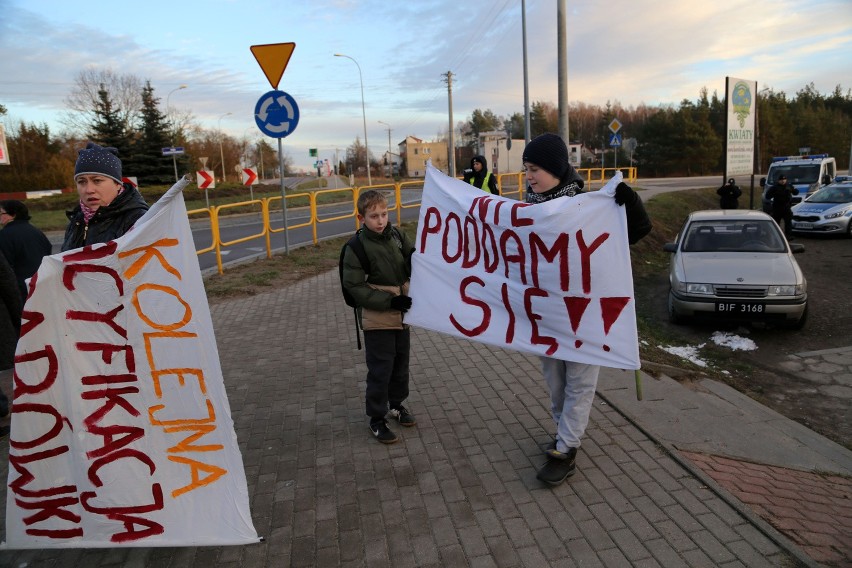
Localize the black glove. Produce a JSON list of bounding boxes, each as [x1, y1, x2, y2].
[[614, 182, 636, 206], [390, 295, 412, 312]]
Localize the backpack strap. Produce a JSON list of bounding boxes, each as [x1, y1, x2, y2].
[[347, 233, 370, 350], [348, 232, 370, 274]]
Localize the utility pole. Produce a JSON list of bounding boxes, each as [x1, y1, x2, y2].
[[444, 71, 456, 176], [557, 0, 569, 144], [378, 121, 392, 177], [522, 0, 531, 146]]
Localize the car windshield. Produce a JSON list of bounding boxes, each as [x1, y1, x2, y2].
[[767, 164, 820, 185], [806, 185, 852, 204], [681, 220, 787, 253]]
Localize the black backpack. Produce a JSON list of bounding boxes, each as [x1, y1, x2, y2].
[[339, 228, 402, 349]]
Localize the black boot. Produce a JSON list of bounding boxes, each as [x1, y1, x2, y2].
[[536, 447, 577, 486]]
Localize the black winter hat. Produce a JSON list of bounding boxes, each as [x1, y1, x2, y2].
[[74, 142, 122, 184], [523, 133, 570, 181], [471, 155, 487, 168]]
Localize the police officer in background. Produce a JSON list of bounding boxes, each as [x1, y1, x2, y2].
[[462, 155, 499, 195], [765, 174, 798, 237], [717, 178, 742, 209]]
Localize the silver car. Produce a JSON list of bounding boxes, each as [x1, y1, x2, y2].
[[664, 210, 808, 328]]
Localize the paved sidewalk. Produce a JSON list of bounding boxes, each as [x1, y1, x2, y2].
[[0, 269, 848, 566]]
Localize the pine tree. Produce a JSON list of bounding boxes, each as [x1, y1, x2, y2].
[[127, 81, 174, 185], [89, 84, 132, 165]]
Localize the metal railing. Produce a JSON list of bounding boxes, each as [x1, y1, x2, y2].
[[199, 167, 635, 273]]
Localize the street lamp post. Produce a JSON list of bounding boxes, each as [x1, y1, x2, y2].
[[166, 84, 187, 182], [378, 120, 392, 177], [334, 53, 371, 186], [218, 112, 232, 183]]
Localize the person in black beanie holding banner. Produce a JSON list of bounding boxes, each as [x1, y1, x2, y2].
[[522, 133, 651, 486], [61, 142, 149, 252]]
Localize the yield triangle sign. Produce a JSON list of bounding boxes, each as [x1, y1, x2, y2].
[[250, 43, 296, 89]]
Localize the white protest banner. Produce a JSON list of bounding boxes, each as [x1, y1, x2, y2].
[[406, 163, 639, 370], [4, 177, 260, 548]]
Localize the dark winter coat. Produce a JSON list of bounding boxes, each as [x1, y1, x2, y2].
[[0, 219, 53, 301], [525, 181, 652, 245], [464, 155, 499, 195], [61, 183, 149, 252], [341, 224, 414, 330], [717, 182, 742, 209], [765, 181, 798, 214], [0, 252, 21, 371]]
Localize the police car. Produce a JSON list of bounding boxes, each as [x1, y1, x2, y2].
[[760, 154, 837, 212], [791, 176, 852, 237]]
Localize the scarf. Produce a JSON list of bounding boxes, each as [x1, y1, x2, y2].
[[525, 180, 582, 204]]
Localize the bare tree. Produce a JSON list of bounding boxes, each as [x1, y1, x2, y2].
[[61, 68, 144, 135]]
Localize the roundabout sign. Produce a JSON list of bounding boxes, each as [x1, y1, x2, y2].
[[254, 90, 299, 139]]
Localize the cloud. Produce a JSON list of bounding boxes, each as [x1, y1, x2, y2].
[[2, 0, 850, 171]]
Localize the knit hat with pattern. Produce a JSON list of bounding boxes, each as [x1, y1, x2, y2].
[[74, 142, 122, 184]]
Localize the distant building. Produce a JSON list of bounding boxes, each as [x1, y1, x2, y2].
[[478, 131, 588, 174], [382, 150, 401, 177], [478, 131, 524, 175], [400, 136, 449, 178]]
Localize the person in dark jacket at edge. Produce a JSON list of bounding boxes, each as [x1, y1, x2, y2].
[[61, 142, 149, 252], [717, 178, 742, 209], [0, 199, 53, 302], [521, 133, 652, 488], [462, 155, 499, 195], [0, 253, 21, 438]]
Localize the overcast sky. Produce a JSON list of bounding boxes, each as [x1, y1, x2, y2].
[[1, 0, 850, 171]]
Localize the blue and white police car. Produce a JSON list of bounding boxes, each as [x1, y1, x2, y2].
[[791, 176, 852, 237]]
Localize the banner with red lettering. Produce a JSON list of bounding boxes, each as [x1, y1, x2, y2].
[[406, 164, 639, 369], [3, 177, 260, 548]]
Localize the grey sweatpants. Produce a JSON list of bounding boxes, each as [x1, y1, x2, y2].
[[541, 357, 600, 453]]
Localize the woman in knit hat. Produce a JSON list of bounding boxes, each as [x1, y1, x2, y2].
[[61, 142, 149, 252], [522, 133, 651, 487]]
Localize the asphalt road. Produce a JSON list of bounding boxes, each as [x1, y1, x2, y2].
[[198, 175, 730, 272], [193, 187, 424, 272]]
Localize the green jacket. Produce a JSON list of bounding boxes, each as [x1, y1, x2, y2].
[[342, 224, 413, 328]]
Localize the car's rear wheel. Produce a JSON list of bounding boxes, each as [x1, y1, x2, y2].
[[668, 291, 686, 324]]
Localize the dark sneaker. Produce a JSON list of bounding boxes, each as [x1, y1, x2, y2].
[[545, 439, 571, 460], [536, 448, 577, 486], [389, 405, 416, 427], [369, 419, 398, 444]]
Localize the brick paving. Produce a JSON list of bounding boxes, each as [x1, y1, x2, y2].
[[683, 451, 852, 567], [0, 270, 800, 566]]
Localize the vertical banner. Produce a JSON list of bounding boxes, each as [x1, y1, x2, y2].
[[0, 123, 10, 166], [405, 164, 640, 370], [4, 178, 259, 549], [725, 76, 757, 178]]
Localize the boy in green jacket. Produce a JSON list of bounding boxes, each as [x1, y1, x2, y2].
[[341, 190, 416, 443]]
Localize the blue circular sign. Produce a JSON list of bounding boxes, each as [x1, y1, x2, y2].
[[254, 90, 300, 138]]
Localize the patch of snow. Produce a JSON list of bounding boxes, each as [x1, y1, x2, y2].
[[659, 344, 708, 367], [711, 331, 757, 351]]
